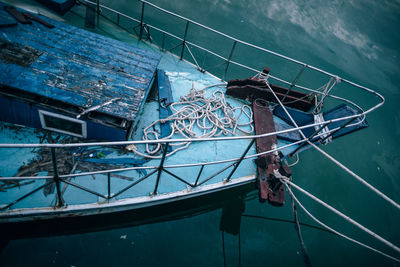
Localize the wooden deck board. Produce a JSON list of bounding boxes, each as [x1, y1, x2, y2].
[[0, 2, 161, 123]]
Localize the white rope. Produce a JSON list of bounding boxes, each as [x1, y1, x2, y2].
[[285, 152, 299, 167], [284, 182, 400, 263], [253, 72, 316, 108], [313, 76, 340, 114], [260, 78, 400, 211], [250, 73, 400, 254], [127, 85, 253, 158], [309, 143, 400, 211], [283, 179, 400, 255], [258, 74, 400, 259]]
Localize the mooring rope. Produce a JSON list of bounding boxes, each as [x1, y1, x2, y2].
[[282, 179, 400, 259], [282, 180, 400, 263], [313, 76, 340, 114], [289, 188, 312, 267], [309, 143, 400, 211], [127, 85, 254, 158], [260, 77, 400, 211], [259, 75, 400, 261]]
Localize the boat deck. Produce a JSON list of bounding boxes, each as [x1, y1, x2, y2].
[[0, 3, 301, 217], [0, 57, 266, 214], [0, 2, 161, 140], [0, 0, 374, 221]]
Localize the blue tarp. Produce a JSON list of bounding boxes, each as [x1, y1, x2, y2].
[[273, 104, 368, 142]]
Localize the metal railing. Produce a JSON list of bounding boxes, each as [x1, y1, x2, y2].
[[85, 0, 384, 110], [0, 0, 385, 213], [0, 119, 363, 212]]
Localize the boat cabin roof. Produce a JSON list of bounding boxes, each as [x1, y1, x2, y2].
[[0, 3, 161, 122]]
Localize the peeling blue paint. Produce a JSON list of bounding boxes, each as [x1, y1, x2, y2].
[[0, 2, 161, 140]]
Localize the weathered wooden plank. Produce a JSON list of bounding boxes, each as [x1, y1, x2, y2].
[[253, 101, 278, 153], [0, 2, 161, 125], [227, 76, 314, 111], [3, 6, 31, 24], [253, 100, 289, 206], [23, 12, 54, 28]]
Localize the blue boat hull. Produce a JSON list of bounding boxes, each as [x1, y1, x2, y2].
[[0, 181, 254, 240]]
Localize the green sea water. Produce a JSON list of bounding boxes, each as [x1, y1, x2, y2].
[[1, 0, 400, 266]]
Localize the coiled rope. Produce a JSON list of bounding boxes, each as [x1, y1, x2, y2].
[[127, 85, 254, 158]]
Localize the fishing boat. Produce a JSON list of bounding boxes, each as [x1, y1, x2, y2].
[[1, 0, 399, 262]]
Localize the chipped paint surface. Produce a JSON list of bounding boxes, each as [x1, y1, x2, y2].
[[0, 175, 256, 222], [0, 2, 261, 222], [0, 2, 161, 123]]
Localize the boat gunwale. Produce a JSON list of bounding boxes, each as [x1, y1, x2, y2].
[[0, 0, 383, 151], [0, 0, 384, 216], [84, 0, 385, 106], [0, 174, 255, 221]]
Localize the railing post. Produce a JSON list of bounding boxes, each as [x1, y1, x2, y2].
[[153, 143, 169, 195], [224, 40, 237, 80], [194, 165, 205, 187], [180, 21, 190, 60], [50, 147, 64, 207], [117, 13, 120, 25], [96, 0, 100, 26], [281, 64, 307, 103], [107, 172, 111, 199], [289, 64, 307, 91], [225, 138, 255, 182], [139, 1, 145, 40], [161, 32, 166, 51]]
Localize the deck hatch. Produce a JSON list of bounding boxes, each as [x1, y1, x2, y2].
[[39, 110, 87, 138]]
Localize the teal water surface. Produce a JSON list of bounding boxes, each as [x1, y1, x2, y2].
[[1, 0, 399, 266]]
